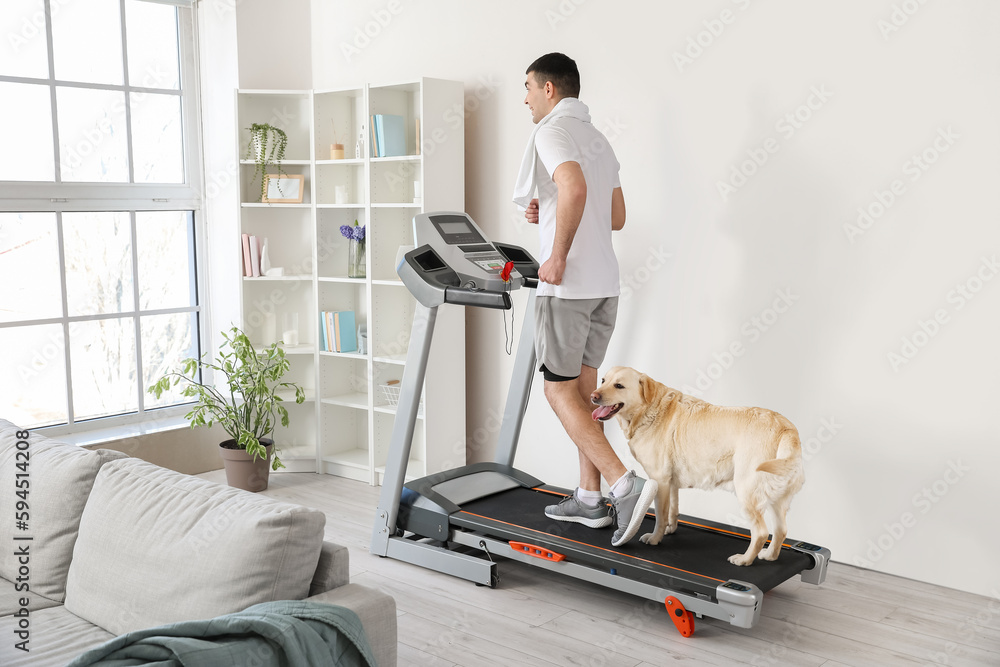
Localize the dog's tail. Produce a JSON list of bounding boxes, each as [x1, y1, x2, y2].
[[756, 428, 803, 477], [756, 457, 799, 476]]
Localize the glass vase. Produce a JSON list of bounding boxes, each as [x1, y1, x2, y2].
[[348, 239, 365, 278]]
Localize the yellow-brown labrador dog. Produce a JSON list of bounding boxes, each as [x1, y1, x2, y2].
[[591, 366, 804, 566]]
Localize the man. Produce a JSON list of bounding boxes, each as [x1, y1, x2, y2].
[[513, 53, 657, 547]]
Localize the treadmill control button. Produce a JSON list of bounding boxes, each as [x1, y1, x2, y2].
[[722, 582, 751, 592]]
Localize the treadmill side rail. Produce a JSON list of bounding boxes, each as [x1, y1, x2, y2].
[[454, 532, 765, 631]]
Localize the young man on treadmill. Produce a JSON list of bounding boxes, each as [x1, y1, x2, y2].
[[513, 52, 657, 547]]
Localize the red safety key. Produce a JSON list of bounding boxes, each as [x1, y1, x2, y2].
[[500, 261, 514, 282]]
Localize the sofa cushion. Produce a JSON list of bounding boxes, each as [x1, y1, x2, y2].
[[0, 586, 61, 616], [64, 458, 326, 636], [0, 420, 126, 602], [0, 605, 115, 667]]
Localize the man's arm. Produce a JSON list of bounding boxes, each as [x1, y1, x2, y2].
[[538, 160, 587, 285], [612, 187, 626, 231]]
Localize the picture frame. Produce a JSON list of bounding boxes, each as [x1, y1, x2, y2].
[[262, 174, 304, 204]]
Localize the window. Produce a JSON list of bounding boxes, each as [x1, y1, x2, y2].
[[0, 0, 203, 430]]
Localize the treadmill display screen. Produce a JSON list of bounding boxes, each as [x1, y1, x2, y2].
[[429, 214, 486, 245], [439, 221, 471, 234]]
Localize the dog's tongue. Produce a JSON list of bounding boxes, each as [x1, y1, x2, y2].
[[592, 405, 617, 421]]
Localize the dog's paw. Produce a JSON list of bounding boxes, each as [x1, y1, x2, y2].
[[728, 553, 755, 566], [640, 532, 662, 546], [759, 547, 780, 561], [664, 523, 678, 536]]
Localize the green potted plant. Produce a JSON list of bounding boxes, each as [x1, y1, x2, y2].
[[245, 123, 288, 203], [148, 327, 305, 492]]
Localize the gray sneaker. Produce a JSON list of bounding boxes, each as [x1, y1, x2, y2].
[[544, 490, 612, 528], [609, 472, 658, 547]]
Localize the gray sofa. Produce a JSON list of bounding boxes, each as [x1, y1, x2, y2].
[[0, 420, 396, 666]]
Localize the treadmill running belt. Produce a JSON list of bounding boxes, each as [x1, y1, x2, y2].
[[454, 487, 813, 595]]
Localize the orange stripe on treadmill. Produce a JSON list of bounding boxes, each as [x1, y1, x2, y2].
[[533, 488, 570, 498], [676, 519, 794, 549], [532, 489, 791, 548], [457, 510, 726, 584]]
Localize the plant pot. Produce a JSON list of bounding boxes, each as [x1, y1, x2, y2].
[[218, 439, 274, 492]]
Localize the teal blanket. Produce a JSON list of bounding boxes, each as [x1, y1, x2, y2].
[[66, 600, 377, 667]]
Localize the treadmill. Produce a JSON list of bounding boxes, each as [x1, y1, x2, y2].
[[371, 211, 831, 636]]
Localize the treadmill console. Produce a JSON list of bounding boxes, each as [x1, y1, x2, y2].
[[412, 212, 537, 292], [397, 212, 539, 309]]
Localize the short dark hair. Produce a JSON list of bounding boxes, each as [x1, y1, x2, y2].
[[526, 52, 580, 98]]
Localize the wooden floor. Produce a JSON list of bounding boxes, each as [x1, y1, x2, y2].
[[199, 470, 1000, 666]]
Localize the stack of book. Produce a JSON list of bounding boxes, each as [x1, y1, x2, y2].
[[241, 234, 261, 277], [369, 114, 406, 158], [320, 311, 357, 353]]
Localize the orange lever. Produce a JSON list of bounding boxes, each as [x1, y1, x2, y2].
[[509, 541, 565, 562], [665, 596, 695, 637]]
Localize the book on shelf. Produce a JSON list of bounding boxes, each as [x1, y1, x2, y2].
[[319, 311, 358, 353], [369, 114, 405, 157], [248, 235, 261, 277], [334, 311, 357, 352], [241, 234, 252, 277]]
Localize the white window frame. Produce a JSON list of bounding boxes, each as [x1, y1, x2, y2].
[[0, 0, 207, 438]]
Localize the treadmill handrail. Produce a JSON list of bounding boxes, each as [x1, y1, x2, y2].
[[444, 286, 511, 310]]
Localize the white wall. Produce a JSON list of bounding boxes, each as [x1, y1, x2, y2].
[[306, 0, 999, 596], [236, 0, 312, 90]]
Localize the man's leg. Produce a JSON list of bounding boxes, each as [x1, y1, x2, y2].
[[538, 297, 656, 545], [576, 364, 603, 494], [543, 377, 627, 487]]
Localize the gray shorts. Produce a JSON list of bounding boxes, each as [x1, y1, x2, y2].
[[534, 296, 619, 381]]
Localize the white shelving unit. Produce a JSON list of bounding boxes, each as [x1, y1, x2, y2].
[[236, 79, 465, 485]]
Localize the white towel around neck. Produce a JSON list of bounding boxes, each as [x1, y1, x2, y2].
[[512, 97, 592, 209]]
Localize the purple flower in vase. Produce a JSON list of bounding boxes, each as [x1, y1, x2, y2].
[[340, 222, 366, 242]]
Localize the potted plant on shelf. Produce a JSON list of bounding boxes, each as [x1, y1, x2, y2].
[[148, 327, 305, 492], [245, 123, 288, 203]]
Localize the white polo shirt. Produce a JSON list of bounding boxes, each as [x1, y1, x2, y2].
[[534, 115, 621, 299]]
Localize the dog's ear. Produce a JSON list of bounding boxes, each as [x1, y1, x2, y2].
[[639, 374, 655, 404]]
